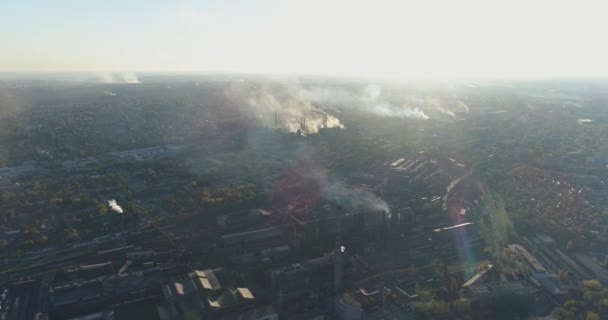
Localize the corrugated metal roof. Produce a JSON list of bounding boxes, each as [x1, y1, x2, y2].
[[195, 269, 222, 290], [236, 287, 254, 300], [173, 282, 185, 295]]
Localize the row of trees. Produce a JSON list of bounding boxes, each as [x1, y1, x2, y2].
[[414, 299, 472, 319], [551, 279, 608, 320]]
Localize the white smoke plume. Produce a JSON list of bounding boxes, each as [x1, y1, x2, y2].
[[99, 72, 141, 84], [457, 101, 470, 113], [364, 84, 471, 120], [242, 86, 345, 133], [228, 82, 470, 132], [108, 199, 124, 214], [436, 106, 455, 118], [325, 183, 391, 217], [370, 103, 430, 120], [364, 84, 433, 119], [303, 154, 390, 216], [365, 84, 382, 102]]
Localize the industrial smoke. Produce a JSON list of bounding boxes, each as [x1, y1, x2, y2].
[[228, 82, 470, 133], [108, 199, 124, 214], [99, 72, 141, 84]]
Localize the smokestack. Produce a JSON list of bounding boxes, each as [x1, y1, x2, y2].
[[324, 114, 328, 128], [334, 205, 343, 295], [275, 112, 278, 129], [382, 286, 387, 314], [278, 288, 284, 311]]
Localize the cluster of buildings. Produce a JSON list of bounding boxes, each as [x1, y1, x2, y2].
[[0, 245, 271, 320], [108, 146, 184, 162]]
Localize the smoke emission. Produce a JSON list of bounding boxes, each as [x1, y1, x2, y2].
[[363, 84, 469, 120], [108, 199, 124, 214], [369, 102, 430, 120], [226, 82, 470, 133], [99, 72, 141, 84], [301, 154, 390, 216], [232, 84, 345, 133], [325, 183, 391, 216]]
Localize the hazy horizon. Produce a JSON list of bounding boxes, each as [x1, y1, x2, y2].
[[2, 0, 608, 79]]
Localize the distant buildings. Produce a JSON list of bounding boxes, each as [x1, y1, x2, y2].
[[108, 145, 183, 162], [157, 268, 257, 319], [4, 279, 49, 320]]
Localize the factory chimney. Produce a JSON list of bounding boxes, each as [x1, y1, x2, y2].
[[382, 285, 387, 314], [333, 205, 344, 295], [274, 112, 278, 129]]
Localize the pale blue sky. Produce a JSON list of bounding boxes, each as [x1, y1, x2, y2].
[[2, 0, 608, 79]]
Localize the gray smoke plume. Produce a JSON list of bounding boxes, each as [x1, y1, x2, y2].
[[99, 72, 141, 84], [362, 84, 469, 120], [239, 85, 345, 133], [326, 184, 391, 216], [108, 199, 124, 214], [227, 82, 470, 133], [301, 152, 390, 216], [369, 102, 430, 120], [456, 101, 470, 113]]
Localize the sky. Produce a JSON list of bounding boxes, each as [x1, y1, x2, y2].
[[1, 0, 608, 79]]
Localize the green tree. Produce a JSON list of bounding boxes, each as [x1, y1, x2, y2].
[[449, 276, 459, 296], [184, 313, 201, 320], [21, 240, 34, 249], [65, 228, 79, 241], [598, 298, 608, 314], [416, 282, 434, 301], [586, 311, 599, 320], [97, 203, 108, 215], [583, 279, 602, 291], [550, 307, 576, 320], [564, 299, 578, 310]]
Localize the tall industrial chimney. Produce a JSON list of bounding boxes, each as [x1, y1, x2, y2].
[[334, 205, 343, 295]]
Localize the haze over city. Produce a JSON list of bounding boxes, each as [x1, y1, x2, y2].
[[2, 0, 608, 79], [3, 1, 608, 320]]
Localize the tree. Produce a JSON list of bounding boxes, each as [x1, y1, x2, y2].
[[550, 307, 576, 320], [65, 228, 79, 241], [452, 299, 471, 313], [21, 240, 34, 249], [586, 311, 599, 320], [583, 279, 602, 291], [558, 269, 569, 282], [0, 239, 7, 249], [564, 299, 578, 310], [416, 282, 434, 301], [598, 298, 608, 314], [97, 203, 108, 215], [184, 313, 201, 320], [483, 246, 493, 257], [449, 276, 459, 296]]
